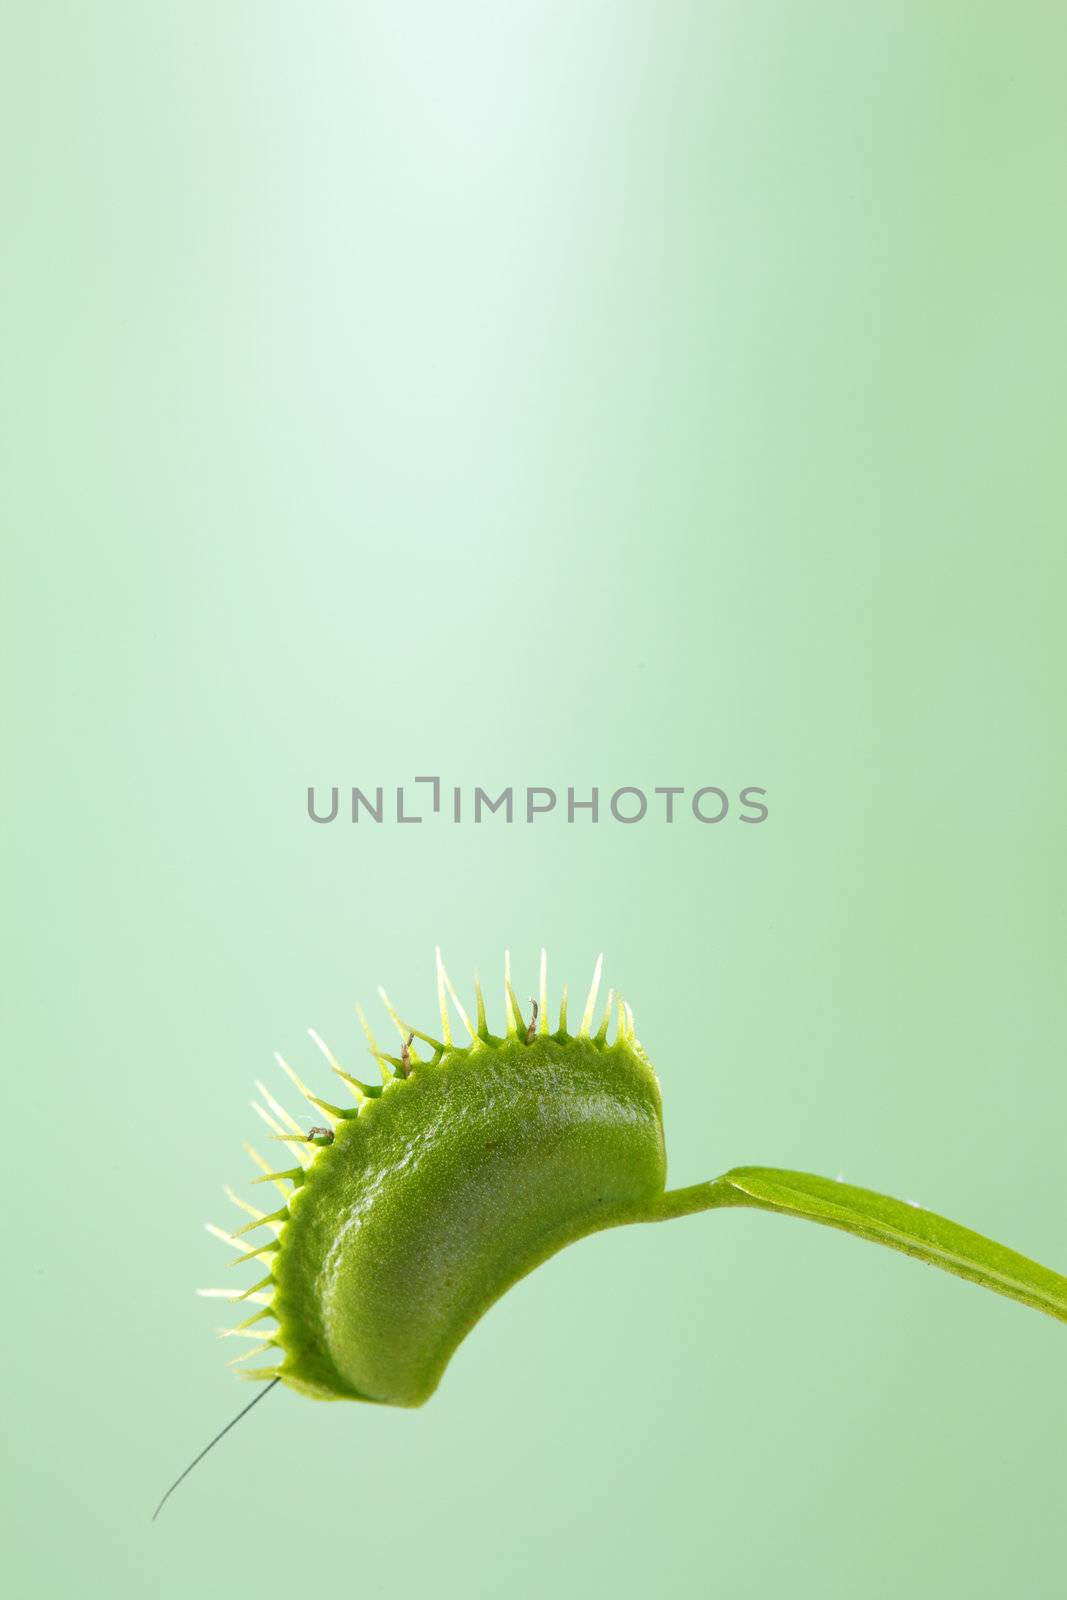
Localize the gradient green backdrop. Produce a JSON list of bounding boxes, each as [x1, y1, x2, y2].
[[4, 4, 1065, 1597]]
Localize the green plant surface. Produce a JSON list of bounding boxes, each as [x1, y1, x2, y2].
[[201, 951, 1067, 1420], [647, 1167, 1067, 1324], [270, 1028, 664, 1404]]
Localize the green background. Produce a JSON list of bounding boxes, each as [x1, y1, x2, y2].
[[4, 4, 1065, 1596]]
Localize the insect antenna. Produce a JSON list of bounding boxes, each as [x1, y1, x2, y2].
[[151, 1376, 280, 1521]]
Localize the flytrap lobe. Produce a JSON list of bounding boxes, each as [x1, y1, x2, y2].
[[200, 950, 660, 1404], [163, 948, 1067, 1516]]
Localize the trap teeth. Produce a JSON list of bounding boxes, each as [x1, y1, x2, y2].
[[223, 1184, 282, 1236], [434, 947, 453, 1045], [539, 949, 548, 1037], [205, 1222, 243, 1252], [378, 987, 444, 1053], [219, 1306, 276, 1336], [251, 1101, 313, 1168], [230, 1208, 288, 1239], [244, 1141, 297, 1198], [307, 1094, 346, 1120], [436, 948, 478, 1044], [228, 1340, 277, 1367], [235, 1275, 275, 1303], [503, 951, 521, 1036], [579, 954, 604, 1037], [308, 1031, 376, 1104], [473, 972, 488, 1038], [255, 1079, 305, 1138], [331, 1065, 372, 1105], [274, 1052, 338, 1126], [197, 1287, 273, 1307], [595, 990, 615, 1044], [226, 1239, 280, 1269], [306, 1028, 340, 1072], [357, 1002, 395, 1083]]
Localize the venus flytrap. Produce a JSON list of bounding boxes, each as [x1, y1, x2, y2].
[[154, 950, 1067, 1518]]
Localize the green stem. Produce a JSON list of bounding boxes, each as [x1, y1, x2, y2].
[[641, 1167, 1067, 1326]]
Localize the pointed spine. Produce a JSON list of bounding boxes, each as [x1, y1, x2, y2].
[[437, 947, 480, 1047], [230, 1206, 289, 1239], [308, 1028, 370, 1106], [473, 971, 489, 1039], [274, 1052, 339, 1128], [225, 1185, 286, 1239], [220, 1305, 277, 1335], [244, 1141, 294, 1199], [226, 1239, 281, 1269], [504, 950, 524, 1036], [435, 947, 454, 1046], [579, 953, 604, 1037], [197, 1287, 273, 1308], [229, 1340, 278, 1367], [538, 949, 549, 1035], [595, 989, 615, 1044], [377, 987, 442, 1058], [357, 1003, 395, 1084], [251, 1098, 312, 1168], [224, 1185, 266, 1224], [206, 1222, 246, 1253], [255, 1079, 305, 1138], [235, 1275, 275, 1303]]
